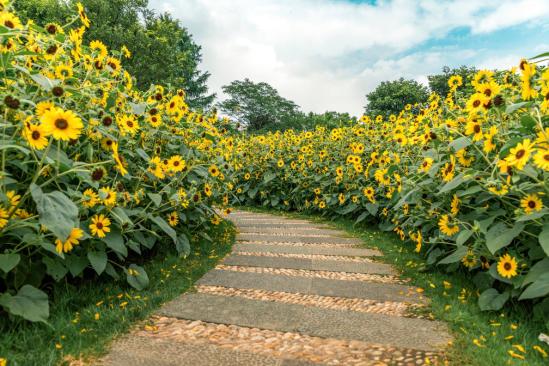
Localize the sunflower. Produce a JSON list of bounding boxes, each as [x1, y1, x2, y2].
[[211, 215, 221, 225], [497, 254, 518, 279], [41, 108, 83, 141], [277, 159, 284, 168], [0, 207, 8, 229], [438, 214, 459, 236], [318, 201, 326, 209], [204, 184, 212, 197], [111, 142, 128, 176], [35, 101, 55, 116], [55, 63, 73, 80], [465, 120, 483, 141], [148, 156, 165, 179], [23, 123, 50, 150], [338, 193, 346, 205], [451, 194, 460, 215], [77, 2, 91, 28], [82, 188, 99, 208], [168, 155, 186, 173], [520, 193, 543, 214], [117, 115, 139, 136], [208, 164, 220, 177], [147, 115, 162, 128], [244, 172, 251, 180], [461, 249, 477, 269], [99, 187, 117, 207], [167, 211, 179, 227], [0, 11, 22, 29], [465, 93, 489, 114], [533, 148, 549, 171], [335, 166, 344, 177], [55, 227, 84, 254], [448, 75, 463, 90], [419, 157, 433, 173], [89, 40, 107, 60], [441, 156, 455, 182], [505, 139, 534, 170], [89, 214, 111, 238]]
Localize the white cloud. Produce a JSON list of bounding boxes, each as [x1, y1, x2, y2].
[[149, 0, 549, 116]]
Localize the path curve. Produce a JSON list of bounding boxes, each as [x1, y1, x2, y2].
[[100, 210, 452, 366]]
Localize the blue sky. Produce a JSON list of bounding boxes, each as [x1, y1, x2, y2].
[[149, 0, 549, 116]]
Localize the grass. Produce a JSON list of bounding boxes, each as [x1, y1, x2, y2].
[[240, 206, 549, 366], [0, 221, 235, 366]]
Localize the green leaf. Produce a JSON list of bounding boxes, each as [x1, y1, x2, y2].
[[136, 148, 150, 161], [151, 216, 177, 243], [438, 245, 468, 265], [129, 102, 146, 115], [505, 101, 532, 114], [540, 224, 549, 256], [486, 222, 525, 254], [448, 137, 471, 152], [65, 255, 89, 277], [520, 114, 537, 131], [519, 273, 549, 300], [365, 203, 379, 216], [0, 253, 20, 273], [438, 173, 468, 194], [42, 257, 68, 281], [126, 264, 149, 290], [456, 229, 472, 246], [30, 73, 58, 91], [30, 184, 79, 240], [87, 250, 107, 275], [101, 228, 127, 257], [147, 193, 162, 207], [176, 234, 191, 257], [355, 211, 369, 224], [530, 51, 549, 60], [522, 258, 549, 286], [478, 288, 509, 311], [263, 172, 276, 183], [0, 285, 49, 323], [111, 207, 133, 227]]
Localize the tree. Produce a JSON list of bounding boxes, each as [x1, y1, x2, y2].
[[14, 0, 215, 109], [364, 78, 429, 118], [219, 79, 300, 131], [428, 65, 477, 97]]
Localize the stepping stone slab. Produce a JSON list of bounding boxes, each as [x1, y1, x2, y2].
[[101, 335, 312, 366], [221, 254, 396, 275], [237, 227, 348, 236], [197, 269, 425, 304], [158, 293, 451, 351], [233, 243, 381, 257], [235, 222, 330, 229], [237, 233, 362, 245]]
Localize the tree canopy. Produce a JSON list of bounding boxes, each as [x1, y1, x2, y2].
[[14, 0, 215, 109], [219, 79, 301, 131], [364, 78, 429, 118], [428, 65, 478, 97]]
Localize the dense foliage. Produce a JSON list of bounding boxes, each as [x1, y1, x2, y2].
[[14, 0, 215, 109], [219, 79, 301, 131], [0, 2, 232, 323], [428, 65, 478, 98], [364, 77, 430, 118], [231, 60, 549, 327]]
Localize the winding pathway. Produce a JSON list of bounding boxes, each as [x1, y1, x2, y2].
[[101, 210, 451, 365]]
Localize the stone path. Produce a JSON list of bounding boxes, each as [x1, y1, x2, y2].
[[100, 210, 452, 366]]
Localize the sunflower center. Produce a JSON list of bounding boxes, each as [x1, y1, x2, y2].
[[474, 125, 481, 133], [544, 154, 549, 161], [96, 222, 103, 229], [515, 149, 525, 159], [528, 200, 536, 208], [503, 262, 512, 271], [472, 100, 481, 108], [55, 118, 68, 130], [127, 121, 134, 128], [31, 130, 41, 140], [173, 161, 180, 166], [4, 20, 14, 29]]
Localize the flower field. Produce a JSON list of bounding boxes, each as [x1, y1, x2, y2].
[[231, 58, 549, 323], [0, 2, 232, 322], [1, 0, 549, 335]]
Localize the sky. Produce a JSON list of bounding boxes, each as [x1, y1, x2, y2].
[[148, 0, 549, 116]]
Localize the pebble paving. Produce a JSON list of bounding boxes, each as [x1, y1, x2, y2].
[[100, 210, 452, 365]]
